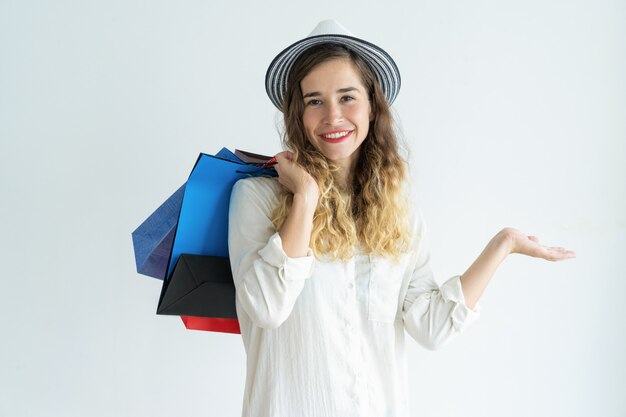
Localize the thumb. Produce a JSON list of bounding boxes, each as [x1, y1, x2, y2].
[[275, 151, 294, 162]]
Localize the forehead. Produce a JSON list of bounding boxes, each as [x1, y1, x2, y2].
[[300, 58, 366, 93]]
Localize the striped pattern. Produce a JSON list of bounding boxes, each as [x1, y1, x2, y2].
[[265, 34, 401, 111]]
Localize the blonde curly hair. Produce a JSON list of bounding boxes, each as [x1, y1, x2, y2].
[[271, 43, 411, 261]]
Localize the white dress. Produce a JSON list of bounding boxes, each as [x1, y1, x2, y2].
[[227, 176, 481, 417]]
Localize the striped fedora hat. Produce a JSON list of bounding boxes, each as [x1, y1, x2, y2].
[[265, 19, 401, 111]]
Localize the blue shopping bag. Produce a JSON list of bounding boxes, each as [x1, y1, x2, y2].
[[131, 148, 253, 280], [164, 151, 276, 279], [131, 184, 186, 279], [155, 149, 276, 333]]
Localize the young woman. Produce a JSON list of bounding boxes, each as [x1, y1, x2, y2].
[[227, 20, 576, 417]]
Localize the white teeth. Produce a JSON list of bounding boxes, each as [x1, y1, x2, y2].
[[322, 131, 350, 139]]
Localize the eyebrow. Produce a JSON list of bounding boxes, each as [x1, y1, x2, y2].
[[302, 87, 360, 99]]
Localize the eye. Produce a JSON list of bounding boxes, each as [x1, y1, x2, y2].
[[306, 99, 322, 106], [342, 95, 355, 102]]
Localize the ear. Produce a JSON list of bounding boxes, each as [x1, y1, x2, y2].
[[368, 100, 375, 122]]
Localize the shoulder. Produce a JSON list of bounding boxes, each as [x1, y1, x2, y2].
[[231, 176, 282, 214], [403, 181, 428, 249], [232, 175, 281, 198], [397, 178, 423, 233]]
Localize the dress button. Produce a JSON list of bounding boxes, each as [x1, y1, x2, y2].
[[347, 281, 354, 289]]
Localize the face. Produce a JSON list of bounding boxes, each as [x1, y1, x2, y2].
[[300, 58, 374, 171]]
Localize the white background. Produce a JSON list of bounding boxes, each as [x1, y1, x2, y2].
[[1, 1, 624, 416]]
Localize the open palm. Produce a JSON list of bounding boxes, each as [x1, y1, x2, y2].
[[504, 227, 576, 261]]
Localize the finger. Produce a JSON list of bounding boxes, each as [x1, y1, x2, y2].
[[554, 247, 577, 257], [275, 150, 294, 161], [274, 163, 288, 180], [549, 246, 572, 253], [545, 247, 577, 261], [274, 152, 286, 163]]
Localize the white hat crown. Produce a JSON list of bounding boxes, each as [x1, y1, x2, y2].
[[307, 19, 354, 37]]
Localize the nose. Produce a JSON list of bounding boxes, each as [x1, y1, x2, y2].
[[323, 101, 343, 125]]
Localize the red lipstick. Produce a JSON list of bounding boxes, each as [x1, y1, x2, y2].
[[318, 130, 353, 143]]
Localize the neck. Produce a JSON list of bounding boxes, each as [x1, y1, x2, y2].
[[333, 148, 360, 189], [335, 168, 353, 190]]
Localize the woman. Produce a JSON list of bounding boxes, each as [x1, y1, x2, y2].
[[227, 20, 576, 417]]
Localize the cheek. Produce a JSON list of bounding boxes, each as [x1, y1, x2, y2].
[[348, 104, 371, 123], [301, 112, 318, 146], [302, 110, 318, 132], [351, 106, 371, 138]]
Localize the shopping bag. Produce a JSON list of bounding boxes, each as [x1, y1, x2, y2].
[[235, 149, 275, 164], [131, 148, 255, 280], [157, 254, 239, 333], [131, 184, 186, 279], [157, 150, 276, 333]]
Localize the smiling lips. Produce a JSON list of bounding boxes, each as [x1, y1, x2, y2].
[[318, 130, 353, 143]]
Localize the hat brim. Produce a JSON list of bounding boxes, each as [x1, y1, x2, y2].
[[265, 34, 401, 111]]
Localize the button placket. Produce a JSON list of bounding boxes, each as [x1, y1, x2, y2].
[[346, 259, 355, 290], [342, 257, 364, 405]]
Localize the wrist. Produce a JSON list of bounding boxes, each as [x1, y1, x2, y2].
[[293, 192, 318, 213], [493, 228, 515, 255]]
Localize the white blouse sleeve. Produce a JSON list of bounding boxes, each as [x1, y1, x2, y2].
[[402, 209, 481, 350], [228, 177, 315, 329]]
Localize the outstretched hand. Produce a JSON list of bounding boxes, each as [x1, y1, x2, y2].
[[502, 228, 576, 261], [459, 227, 575, 309]]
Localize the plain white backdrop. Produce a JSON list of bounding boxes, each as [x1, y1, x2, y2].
[[1, 1, 624, 416]]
